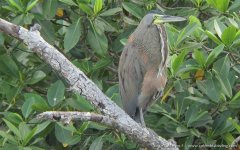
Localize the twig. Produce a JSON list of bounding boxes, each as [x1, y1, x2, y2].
[[37, 111, 114, 125]]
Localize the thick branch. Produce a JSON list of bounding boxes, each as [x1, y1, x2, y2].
[[37, 111, 114, 125], [0, 18, 178, 150]]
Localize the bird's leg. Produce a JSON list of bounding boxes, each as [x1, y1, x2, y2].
[[139, 108, 146, 127]]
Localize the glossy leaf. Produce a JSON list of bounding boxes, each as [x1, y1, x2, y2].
[[185, 96, 210, 104], [3, 119, 21, 138], [221, 26, 237, 46], [206, 0, 230, 12], [171, 50, 187, 75], [196, 77, 221, 103], [100, 7, 122, 16], [27, 70, 46, 85], [214, 19, 226, 38], [78, 3, 93, 15], [0, 54, 19, 78], [59, 0, 77, 6], [26, 0, 39, 12], [64, 18, 82, 51], [42, 0, 58, 19], [205, 44, 224, 67], [229, 91, 240, 108], [47, 80, 65, 107], [89, 136, 103, 150], [122, 2, 144, 19], [177, 23, 198, 46], [205, 30, 222, 44], [193, 50, 206, 67], [213, 56, 232, 97], [94, 0, 102, 15], [86, 24, 108, 56], [0, 131, 17, 144], [55, 123, 81, 145]]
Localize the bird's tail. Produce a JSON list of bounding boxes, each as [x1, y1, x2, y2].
[[134, 108, 146, 126]]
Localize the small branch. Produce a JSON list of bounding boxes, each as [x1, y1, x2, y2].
[[37, 111, 114, 125], [0, 18, 178, 150]]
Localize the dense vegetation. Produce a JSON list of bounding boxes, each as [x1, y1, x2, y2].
[[0, 0, 240, 149]]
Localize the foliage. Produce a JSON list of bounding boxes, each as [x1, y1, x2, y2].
[[0, 0, 240, 149]]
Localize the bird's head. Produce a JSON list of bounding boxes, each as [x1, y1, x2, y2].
[[142, 12, 186, 27]]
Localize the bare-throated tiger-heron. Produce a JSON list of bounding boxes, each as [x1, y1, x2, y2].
[[118, 12, 186, 126]]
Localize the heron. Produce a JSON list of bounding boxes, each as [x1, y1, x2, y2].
[[118, 12, 186, 126]]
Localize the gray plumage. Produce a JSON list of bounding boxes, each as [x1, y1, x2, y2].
[[118, 13, 168, 125]]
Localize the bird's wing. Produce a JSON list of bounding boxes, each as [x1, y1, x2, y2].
[[118, 44, 144, 117]]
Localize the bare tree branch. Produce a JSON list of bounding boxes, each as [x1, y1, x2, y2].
[[0, 18, 178, 150], [37, 111, 114, 125]]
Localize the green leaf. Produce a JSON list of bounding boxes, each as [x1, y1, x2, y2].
[[185, 96, 210, 104], [67, 93, 93, 111], [89, 136, 103, 150], [34, 121, 52, 135], [214, 19, 226, 38], [59, 0, 77, 6], [185, 105, 212, 127], [0, 33, 5, 45], [193, 50, 206, 67], [3, 119, 21, 138], [36, 20, 56, 45], [228, 18, 239, 28], [222, 132, 234, 145], [229, 91, 240, 108], [78, 3, 93, 15], [122, 2, 144, 19], [211, 112, 234, 137], [8, 0, 24, 12], [22, 95, 36, 118], [100, 7, 122, 16], [196, 77, 221, 103], [32, 97, 50, 111], [19, 122, 36, 146], [228, 118, 240, 133], [1, 112, 23, 125], [206, 0, 230, 12], [189, 15, 203, 39], [123, 16, 139, 25], [205, 30, 222, 44], [55, 123, 81, 145], [93, 58, 111, 70], [87, 24, 108, 56], [64, 18, 82, 51], [171, 50, 187, 75], [0, 54, 19, 78], [176, 23, 198, 46], [94, 0, 102, 15], [42, 0, 58, 19], [205, 44, 224, 67], [221, 26, 237, 46], [78, 122, 89, 134], [47, 80, 65, 107], [26, 0, 39, 12], [229, 0, 240, 11], [27, 70, 46, 85], [213, 56, 232, 97], [23, 13, 34, 24], [94, 17, 117, 32], [105, 84, 121, 107], [0, 131, 17, 144]]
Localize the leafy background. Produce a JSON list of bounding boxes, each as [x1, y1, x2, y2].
[[0, 0, 240, 149]]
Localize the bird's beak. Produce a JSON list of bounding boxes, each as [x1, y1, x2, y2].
[[153, 14, 186, 24]]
